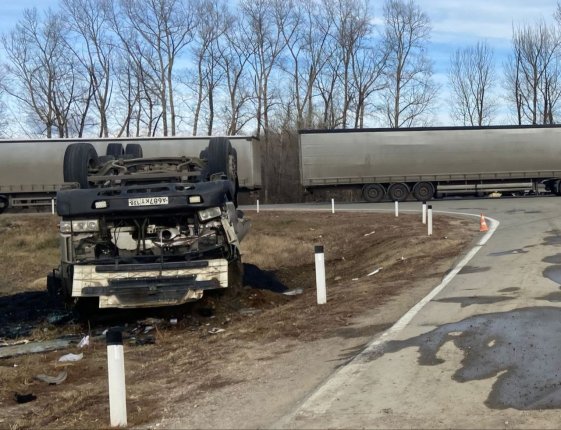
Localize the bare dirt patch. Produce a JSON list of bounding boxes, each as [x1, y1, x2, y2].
[[0, 211, 479, 429]]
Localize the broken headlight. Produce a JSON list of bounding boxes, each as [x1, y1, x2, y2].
[[59, 219, 100, 233], [198, 207, 221, 222]]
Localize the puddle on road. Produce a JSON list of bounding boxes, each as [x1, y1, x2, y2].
[[363, 307, 561, 410], [433, 296, 513, 308], [543, 266, 561, 285], [542, 231, 561, 246], [458, 266, 490, 275], [543, 254, 561, 265]]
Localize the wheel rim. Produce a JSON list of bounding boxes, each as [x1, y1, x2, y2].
[[413, 182, 434, 201], [363, 184, 385, 202], [389, 183, 409, 201]]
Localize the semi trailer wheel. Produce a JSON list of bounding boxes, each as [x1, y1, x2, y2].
[[125, 143, 143, 158], [106, 143, 125, 158], [362, 183, 386, 203], [412, 182, 435, 201], [388, 182, 410, 202], [63, 143, 99, 188]]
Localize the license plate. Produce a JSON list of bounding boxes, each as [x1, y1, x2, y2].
[[128, 197, 169, 207]]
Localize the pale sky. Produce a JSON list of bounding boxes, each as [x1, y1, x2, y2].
[[0, 0, 559, 126]]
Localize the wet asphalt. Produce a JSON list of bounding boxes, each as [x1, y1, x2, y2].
[[269, 196, 561, 429]]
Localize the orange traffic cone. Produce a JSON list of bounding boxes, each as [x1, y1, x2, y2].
[[480, 214, 489, 232]]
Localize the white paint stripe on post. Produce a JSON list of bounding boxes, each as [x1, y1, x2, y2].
[[428, 205, 433, 236], [51, 198, 55, 215], [422, 201, 427, 224], [394, 201, 399, 217], [256, 199, 260, 213], [106, 330, 127, 427], [315, 245, 327, 305], [331, 198, 335, 214]]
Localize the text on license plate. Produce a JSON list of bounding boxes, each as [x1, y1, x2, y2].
[[128, 197, 169, 207]]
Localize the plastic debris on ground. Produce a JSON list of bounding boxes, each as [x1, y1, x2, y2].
[[367, 267, 383, 277], [58, 352, 83, 362], [77, 335, 90, 348], [208, 328, 225, 334], [34, 371, 68, 385], [282, 288, 303, 296]]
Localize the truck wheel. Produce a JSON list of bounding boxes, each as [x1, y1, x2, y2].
[[106, 143, 125, 158], [0, 195, 8, 213], [63, 143, 99, 189], [388, 183, 410, 202], [362, 183, 386, 203], [125, 143, 143, 158], [207, 137, 237, 181], [412, 182, 435, 201]]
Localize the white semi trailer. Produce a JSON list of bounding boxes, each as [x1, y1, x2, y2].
[[0, 135, 260, 212], [299, 125, 561, 202]]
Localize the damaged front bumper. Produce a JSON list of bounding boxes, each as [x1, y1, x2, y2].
[[71, 259, 228, 308]]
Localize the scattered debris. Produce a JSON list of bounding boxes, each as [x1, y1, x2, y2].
[[239, 308, 262, 316], [132, 336, 155, 346], [364, 231, 375, 237], [0, 339, 73, 359], [77, 335, 90, 348], [282, 288, 303, 296], [352, 278, 359, 281], [208, 328, 225, 334], [58, 352, 83, 363], [34, 371, 68, 385], [143, 326, 154, 334], [367, 267, 383, 277], [0, 339, 30, 347], [46, 312, 74, 325], [14, 393, 37, 404], [138, 318, 165, 326], [170, 318, 178, 325], [334, 276, 341, 281]]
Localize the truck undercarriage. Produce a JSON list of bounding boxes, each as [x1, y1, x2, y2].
[[47, 138, 249, 309]]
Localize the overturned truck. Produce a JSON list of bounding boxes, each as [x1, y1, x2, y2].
[[47, 137, 250, 309]]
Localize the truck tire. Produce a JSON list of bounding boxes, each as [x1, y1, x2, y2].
[[388, 183, 410, 202], [63, 143, 99, 189], [106, 143, 125, 158], [0, 195, 7, 213], [362, 183, 386, 203], [125, 143, 143, 158], [207, 137, 237, 181], [412, 182, 435, 201]]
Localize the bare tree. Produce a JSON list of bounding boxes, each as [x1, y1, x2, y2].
[[381, 0, 436, 128], [62, 0, 114, 137], [449, 41, 496, 126], [1, 8, 89, 137], [190, 0, 230, 136], [505, 20, 561, 125], [216, 15, 254, 135], [111, 0, 195, 136], [240, 0, 288, 138]]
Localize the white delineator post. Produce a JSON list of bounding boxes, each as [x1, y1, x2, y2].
[[256, 199, 260, 213], [422, 201, 427, 224], [428, 204, 433, 236], [106, 330, 127, 427], [51, 198, 55, 215], [395, 201, 399, 217], [331, 198, 335, 214], [315, 245, 327, 305]]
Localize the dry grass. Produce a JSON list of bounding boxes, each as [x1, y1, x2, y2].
[[0, 216, 60, 296]]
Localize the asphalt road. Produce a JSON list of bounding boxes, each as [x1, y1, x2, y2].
[[263, 196, 561, 429]]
